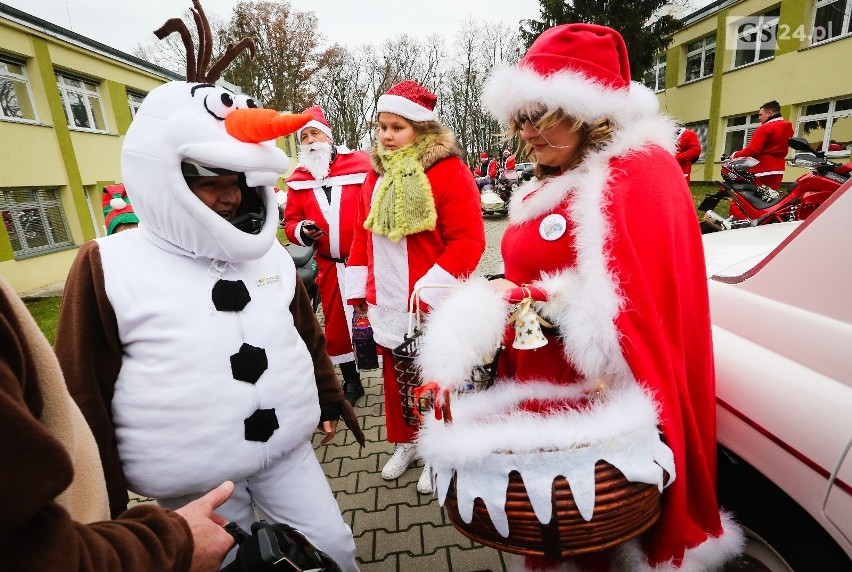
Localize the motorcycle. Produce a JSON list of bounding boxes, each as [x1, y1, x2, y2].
[[699, 137, 851, 233], [284, 242, 320, 312], [478, 177, 508, 217]]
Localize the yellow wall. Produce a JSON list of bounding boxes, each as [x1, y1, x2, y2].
[[0, 249, 78, 294]]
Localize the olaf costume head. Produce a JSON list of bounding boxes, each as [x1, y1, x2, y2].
[[121, 11, 308, 263]]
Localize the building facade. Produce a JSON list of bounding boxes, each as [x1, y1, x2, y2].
[[646, 0, 852, 185], [0, 4, 297, 294]]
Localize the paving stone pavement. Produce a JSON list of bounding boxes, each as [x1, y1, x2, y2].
[[312, 217, 512, 571]]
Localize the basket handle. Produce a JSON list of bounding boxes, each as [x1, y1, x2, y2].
[[412, 382, 452, 423], [405, 284, 457, 338]]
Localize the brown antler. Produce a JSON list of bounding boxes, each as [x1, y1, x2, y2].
[[155, 1, 255, 83], [206, 37, 256, 82], [191, 0, 213, 82], [154, 18, 198, 82]]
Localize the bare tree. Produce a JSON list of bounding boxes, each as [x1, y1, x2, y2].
[[312, 44, 372, 149], [218, 0, 333, 112]]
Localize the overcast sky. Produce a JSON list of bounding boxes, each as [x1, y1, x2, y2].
[[6, 0, 546, 54]]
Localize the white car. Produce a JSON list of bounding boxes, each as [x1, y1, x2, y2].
[[703, 180, 852, 570]]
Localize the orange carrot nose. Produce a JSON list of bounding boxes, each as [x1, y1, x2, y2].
[[225, 108, 312, 143]]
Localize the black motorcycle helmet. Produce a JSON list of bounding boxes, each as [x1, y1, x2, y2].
[[222, 521, 342, 572], [181, 161, 267, 235]]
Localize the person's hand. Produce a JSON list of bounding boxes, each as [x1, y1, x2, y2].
[[174, 481, 236, 572], [353, 302, 368, 317], [317, 419, 338, 445], [488, 278, 518, 295], [301, 219, 325, 241]]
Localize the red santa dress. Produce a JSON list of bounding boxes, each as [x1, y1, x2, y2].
[[346, 130, 485, 442], [730, 115, 794, 219], [284, 149, 370, 363]]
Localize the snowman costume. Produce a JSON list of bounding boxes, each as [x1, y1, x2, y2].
[[55, 79, 364, 572], [415, 24, 743, 571]]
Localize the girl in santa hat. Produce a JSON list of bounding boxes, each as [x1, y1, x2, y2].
[[345, 80, 485, 495], [414, 24, 743, 571]]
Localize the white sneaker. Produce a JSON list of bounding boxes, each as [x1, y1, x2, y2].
[[381, 443, 417, 480], [416, 464, 433, 494]]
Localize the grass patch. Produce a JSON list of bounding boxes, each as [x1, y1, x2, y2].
[[23, 296, 62, 346], [691, 183, 730, 218]]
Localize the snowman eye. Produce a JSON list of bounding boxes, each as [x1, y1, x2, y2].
[[234, 94, 260, 110], [202, 88, 238, 120]]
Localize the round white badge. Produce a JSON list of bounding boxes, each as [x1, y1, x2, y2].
[[539, 213, 567, 241]]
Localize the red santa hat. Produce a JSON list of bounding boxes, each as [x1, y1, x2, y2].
[[484, 24, 658, 126], [297, 105, 333, 141], [377, 80, 437, 122], [480, 152, 489, 160]]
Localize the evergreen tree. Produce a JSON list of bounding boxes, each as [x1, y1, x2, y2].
[[520, 0, 683, 81]]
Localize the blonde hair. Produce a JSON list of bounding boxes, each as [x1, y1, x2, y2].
[[507, 106, 613, 178]]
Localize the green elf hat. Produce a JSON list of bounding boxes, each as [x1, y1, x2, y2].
[[102, 184, 139, 235]]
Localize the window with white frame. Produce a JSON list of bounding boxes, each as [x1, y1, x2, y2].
[[0, 56, 37, 123], [723, 113, 762, 157], [128, 91, 145, 118], [56, 73, 108, 132], [642, 55, 666, 92], [685, 121, 710, 162], [685, 36, 715, 82], [0, 188, 73, 257], [797, 96, 852, 155], [812, 0, 852, 44], [732, 8, 780, 69]]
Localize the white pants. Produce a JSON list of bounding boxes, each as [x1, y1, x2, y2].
[[158, 439, 358, 571]]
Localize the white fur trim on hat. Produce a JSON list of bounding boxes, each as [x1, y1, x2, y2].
[[297, 119, 333, 141], [377, 93, 436, 122], [484, 64, 659, 126]]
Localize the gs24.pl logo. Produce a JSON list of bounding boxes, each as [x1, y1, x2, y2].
[[726, 16, 838, 49]]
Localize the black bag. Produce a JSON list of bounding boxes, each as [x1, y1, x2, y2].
[[221, 521, 342, 572]]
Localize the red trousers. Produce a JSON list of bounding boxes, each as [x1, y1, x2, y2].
[[381, 346, 417, 443]]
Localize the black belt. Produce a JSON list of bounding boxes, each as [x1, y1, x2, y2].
[[317, 253, 347, 264]]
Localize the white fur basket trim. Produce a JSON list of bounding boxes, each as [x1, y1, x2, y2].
[[417, 383, 675, 536]]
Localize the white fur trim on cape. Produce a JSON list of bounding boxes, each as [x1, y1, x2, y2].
[[345, 265, 367, 300], [417, 277, 510, 388], [615, 511, 745, 571], [417, 383, 674, 536], [484, 65, 660, 127], [413, 265, 460, 309], [377, 93, 436, 122]]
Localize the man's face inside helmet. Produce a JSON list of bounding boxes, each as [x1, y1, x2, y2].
[[186, 174, 242, 221], [182, 161, 266, 234]]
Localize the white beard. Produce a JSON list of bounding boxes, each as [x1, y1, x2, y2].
[[297, 142, 333, 180]]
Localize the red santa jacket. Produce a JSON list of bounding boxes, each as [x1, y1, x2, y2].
[[346, 132, 485, 349], [674, 128, 701, 179], [474, 159, 498, 179], [283, 149, 370, 260], [731, 115, 794, 178]]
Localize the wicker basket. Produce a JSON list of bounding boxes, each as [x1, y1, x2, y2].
[[392, 286, 499, 427], [444, 462, 661, 559]]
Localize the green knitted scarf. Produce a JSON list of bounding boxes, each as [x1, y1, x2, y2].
[[364, 135, 438, 242]]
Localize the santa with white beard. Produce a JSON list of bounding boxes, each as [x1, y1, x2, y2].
[[284, 106, 372, 404]]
